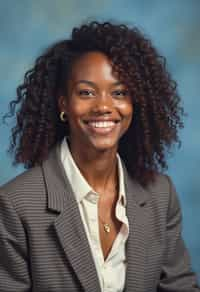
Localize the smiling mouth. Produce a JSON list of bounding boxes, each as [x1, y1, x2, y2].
[[84, 120, 120, 134]]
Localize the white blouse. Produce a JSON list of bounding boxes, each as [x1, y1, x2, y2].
[[60, 138, 129, 292]]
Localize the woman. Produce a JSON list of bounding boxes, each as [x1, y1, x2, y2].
[[0, 21, 199, 292]]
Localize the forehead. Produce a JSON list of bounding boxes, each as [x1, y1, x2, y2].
[[69, 51, 118, 83]]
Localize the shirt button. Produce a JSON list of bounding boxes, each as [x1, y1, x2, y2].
[[87, 193, 98, 203], [103, 264, 109, 271]]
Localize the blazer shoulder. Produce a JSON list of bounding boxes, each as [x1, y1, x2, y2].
[[146, 172, 172, 194], [0, 166, 46, 216], [144, 172, 181, 218], [0, 165, 44, 194]]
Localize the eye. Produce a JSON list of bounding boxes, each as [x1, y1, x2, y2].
[[112, 90, 129, 98], [78, 89, 95, 97]]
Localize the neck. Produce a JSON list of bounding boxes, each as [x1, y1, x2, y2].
[[68, 140, 118, 193]]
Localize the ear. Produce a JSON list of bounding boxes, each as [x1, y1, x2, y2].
[[58, 95, 67, 113]]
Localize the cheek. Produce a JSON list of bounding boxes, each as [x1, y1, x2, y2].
[[118, 102, 133, 119], [67, 102, 88, 121], [119, 103, 134, 133]]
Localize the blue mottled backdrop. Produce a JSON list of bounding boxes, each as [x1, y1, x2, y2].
[[0, 0, 199, 279]]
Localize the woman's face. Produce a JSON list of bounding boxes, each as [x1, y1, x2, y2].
[[58, 51, 133, 153]]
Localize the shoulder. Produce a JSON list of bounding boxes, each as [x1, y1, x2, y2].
[[126, 169, 177, 205], [122, 159, 179, 213], [143, 172, 181, 221], [145, 172, 175, 204], [0, 165, 45, 194], [0, 166, 46, 218]]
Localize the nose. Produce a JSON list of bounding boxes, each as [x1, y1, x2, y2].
[[92, 93, 113, 114]]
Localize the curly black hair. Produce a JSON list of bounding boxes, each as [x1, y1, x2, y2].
[[4, 21, 185, 186]]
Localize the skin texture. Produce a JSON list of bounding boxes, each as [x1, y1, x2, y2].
[[58, 52, 133, 189]]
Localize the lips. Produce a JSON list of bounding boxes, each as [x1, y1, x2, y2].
[[83, 119, 120, 134]]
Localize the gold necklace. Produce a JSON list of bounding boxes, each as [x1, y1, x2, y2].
[[97, 170, 118, 234], [98, 215, 111, 233]]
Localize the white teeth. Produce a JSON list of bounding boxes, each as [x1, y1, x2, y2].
[[89, 121, 115, 128]]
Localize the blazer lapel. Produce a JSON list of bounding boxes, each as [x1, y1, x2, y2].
[[123, 167, 150, 292], [42, 145, 101, 292]]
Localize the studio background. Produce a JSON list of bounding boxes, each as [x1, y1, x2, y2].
[[0, 0, 199, 279]]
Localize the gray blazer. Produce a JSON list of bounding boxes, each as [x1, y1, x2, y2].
[[0, 144, 199, 292]]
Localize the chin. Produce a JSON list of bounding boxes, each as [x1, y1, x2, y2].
[[88, 138, 119, 152]]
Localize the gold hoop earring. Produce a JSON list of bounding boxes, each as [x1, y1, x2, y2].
[[60, 111, 67, 122]]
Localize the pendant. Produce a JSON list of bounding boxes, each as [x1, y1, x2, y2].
[[103, 223, 111, 233]]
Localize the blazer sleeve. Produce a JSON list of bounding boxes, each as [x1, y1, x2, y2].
[[158, 176, 200, 291], [0, 188, 31, 292]]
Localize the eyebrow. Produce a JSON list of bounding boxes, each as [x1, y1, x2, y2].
[[74, 80, 124, 88]]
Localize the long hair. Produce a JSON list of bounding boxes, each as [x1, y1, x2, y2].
[[3, 21, 185, 186]]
